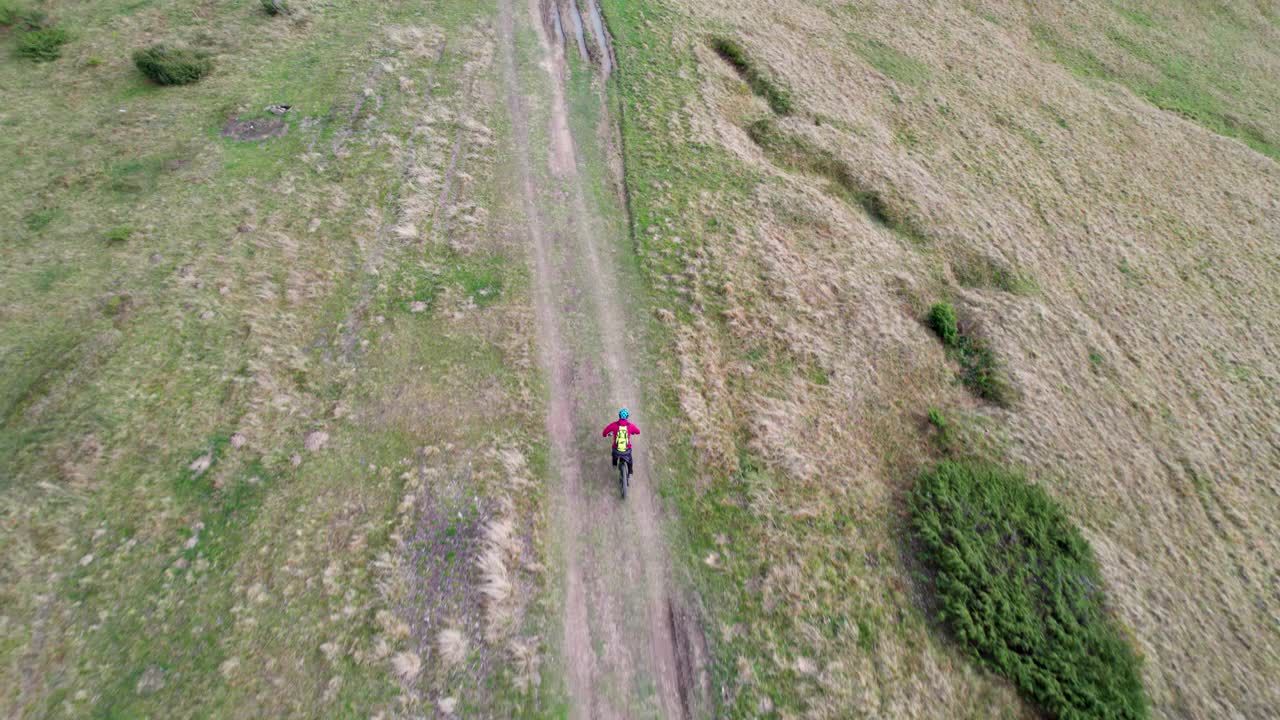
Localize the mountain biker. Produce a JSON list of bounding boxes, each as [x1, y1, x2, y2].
[[602, 408, 639, 476]]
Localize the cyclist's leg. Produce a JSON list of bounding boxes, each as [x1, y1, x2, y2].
[[625, 450, 634, 474], [611, 448, 619, 467]]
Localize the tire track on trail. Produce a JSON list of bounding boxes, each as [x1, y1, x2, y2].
[[496, 0, 695, 716]]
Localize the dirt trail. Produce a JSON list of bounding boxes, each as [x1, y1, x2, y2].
[[496, 0, 695, 716]]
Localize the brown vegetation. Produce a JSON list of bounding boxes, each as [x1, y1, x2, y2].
[[610, 0, 1279, 716]]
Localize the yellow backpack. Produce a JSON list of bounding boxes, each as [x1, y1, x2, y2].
[[615, 424, 630, 452]]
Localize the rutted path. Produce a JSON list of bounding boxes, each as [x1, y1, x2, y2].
[[496, 0, 697, 716]]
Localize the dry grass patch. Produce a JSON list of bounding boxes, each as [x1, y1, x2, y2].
[[605, 0, 1280, 716]]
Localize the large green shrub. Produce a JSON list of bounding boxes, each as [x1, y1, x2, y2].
[[910, 461, 1148, 720], [132, 44, 212, 85]]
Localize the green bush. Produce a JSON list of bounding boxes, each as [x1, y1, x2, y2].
[[910, 461, 1148, 720], [260, 0, 288, 15], [711, 36, 792, 115], [16, 26, 69, 62], [24, 207, 57, 232], [928, 302, 958, 346], [132, 44, 212, 85]]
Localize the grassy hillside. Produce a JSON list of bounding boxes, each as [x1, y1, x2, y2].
[[1, 0, 558, 716], [602, 0, 1278, 717], [3, 0, 1277, 717]]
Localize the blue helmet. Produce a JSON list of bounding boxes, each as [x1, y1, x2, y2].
[[618, 408, 630, 420]]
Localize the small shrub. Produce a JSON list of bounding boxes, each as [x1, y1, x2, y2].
[[955, 333, 1013, 404], [910, 460, 1148, 719], [16, 26, 70, 62], [260, 0, 288, 15], [928, 302, 958, 346], [926, 406, 956, 455], [133, 44, 212, 86], [105, 226, 133, 244], [103, 294, 130, 317], [24, 207, 57, 232]]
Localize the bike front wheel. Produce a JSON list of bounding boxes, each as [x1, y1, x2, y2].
[[619, 462, 629, 500]]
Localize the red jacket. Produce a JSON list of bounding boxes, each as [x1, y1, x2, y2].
[[602, 420, 640, 450]]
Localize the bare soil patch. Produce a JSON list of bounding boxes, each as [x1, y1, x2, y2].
[[221, 117, 288, 141]]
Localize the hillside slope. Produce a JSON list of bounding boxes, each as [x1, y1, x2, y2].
[[603, 0, 1278, 717], [2, 0, 1277, 717]]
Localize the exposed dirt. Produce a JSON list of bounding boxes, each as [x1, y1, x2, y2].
[[221, 117, 288, 141], [497, 0, 703, 715]]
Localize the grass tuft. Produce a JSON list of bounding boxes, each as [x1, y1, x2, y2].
[[926, 406, 958, 456], [105, 225, 133, 244], [132, 45, 212, 86], [16, 26, 70, 62], [24, 207, 58, 232], [710, 36, 792, 115], [910, 460, 1148, 720]]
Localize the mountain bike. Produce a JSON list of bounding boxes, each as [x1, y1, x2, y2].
[[618, 454, 629, 499]]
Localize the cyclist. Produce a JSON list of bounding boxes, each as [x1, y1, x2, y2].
[[602, 408, 640, 476]]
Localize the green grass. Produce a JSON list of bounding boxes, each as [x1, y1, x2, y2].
[[910, 460, 1148, 719], [0, 0, 552, 715], [1115, 8, 1158, 29], [1031, 23, 1110, 78], [710, 36, 793, 115], [1105, 29, 1276, 159], [24, 207, 58, 232], [849, 35, 931, 86], [104, 225, 132, 244], [1031, 15, 1278, 160]]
